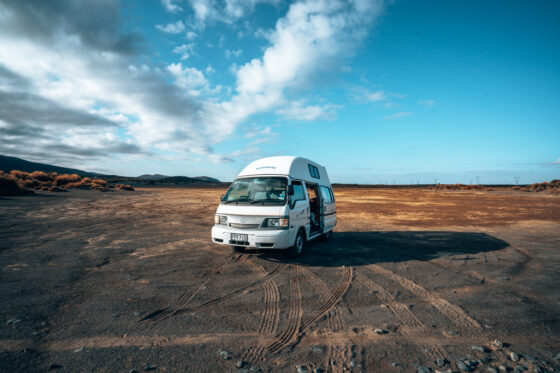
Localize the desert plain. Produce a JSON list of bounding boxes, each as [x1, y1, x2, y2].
[[0, 187, 559, 372]]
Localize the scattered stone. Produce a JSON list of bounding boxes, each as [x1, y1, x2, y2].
[[391, 363, 398, 367], [492, 339, 504, 348], [218, 350, 230, 360], [73, 346, 85, 353], [330, 360, 336, 366], [457, 360, 471, 372], [481, 355, 491, 364], [236, 360, 245, 369], [143, 364, 156, 371], [447, 330, 458, 336], [512, 365, 524, 373], [435, 370, 452, 373], [350, 360, 357, 368], [497, 276, 509, 281], [472, 345, 487, 353], [6, 318, 21, 325], [554, 353, 560, 361], [311, 346, 324, 353], [296, 365, 308, 373], [499, 366, 507, 372], [129, 370, 139, 373], [417, 366, 431, 373], [436, 358, 446, 367], [509, 351, 520, 362], [374, 328, 387, 334], [533, 366, 543, 373], [313, 368, 324, 373], [487, 368, 498, 373]]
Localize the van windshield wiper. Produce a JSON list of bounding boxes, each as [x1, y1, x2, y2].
[[250, 199, 283, 204], [223, 198, 248, 204]]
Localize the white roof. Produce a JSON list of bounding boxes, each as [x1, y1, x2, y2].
[[237, 156, 331, 185]]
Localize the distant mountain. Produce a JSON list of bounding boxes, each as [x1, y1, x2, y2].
[[194, 176, 221, 183], [0, 154, 223, 184], [137, 174, 169, 180], [0, 154, 97, 176]]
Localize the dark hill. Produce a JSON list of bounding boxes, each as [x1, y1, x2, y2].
[[0, 154, 96, 176]]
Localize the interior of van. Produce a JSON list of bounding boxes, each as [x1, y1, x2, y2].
[[306, 183, 322, 235]]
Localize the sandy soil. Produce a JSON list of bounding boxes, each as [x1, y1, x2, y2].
[[0, 187, 559, 372]]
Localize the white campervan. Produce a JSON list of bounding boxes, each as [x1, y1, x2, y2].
[[211, 156, 336, 256]]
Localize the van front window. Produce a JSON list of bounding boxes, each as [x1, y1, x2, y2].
[[223, 177, 287, 204]]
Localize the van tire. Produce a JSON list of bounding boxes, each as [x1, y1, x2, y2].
[[232, 245, 245, 253], [287, 229, 305, 257], [321, 230, 332, 241]]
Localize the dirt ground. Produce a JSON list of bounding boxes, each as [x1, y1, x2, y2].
[[1, 187, 559, 373]]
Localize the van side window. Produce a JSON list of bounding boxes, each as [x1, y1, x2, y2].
[[291, 181, 306, 202], [308, 164, 320, 179], [329, 187, 335, 202], [320, 186, 333, 203]]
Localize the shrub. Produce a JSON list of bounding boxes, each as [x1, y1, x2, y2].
[[55, 173, 81, 186], [91, 178, 107, 186], [10, 170, 29, 179], [30, 171, 53, 182], [0, 177, 34, 196]]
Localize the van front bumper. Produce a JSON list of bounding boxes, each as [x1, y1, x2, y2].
[[211, 225, 294, 249]]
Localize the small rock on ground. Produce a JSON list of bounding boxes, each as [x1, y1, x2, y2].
[[296, 365, 308, 373], [236, 360, 245, 369], [391, 363, 398, 367], [492, 339, 504, 348], [472, 345, 487, 353], [457, 360, 471, 372], [313, 368, 324, 373], [417, 366, 431, 373], [487, 368, 498, 373], [509, 351, 520, 362], [436, 358, 446, 367], [374, 328, 387, 334], [143, 364, 156, 371]]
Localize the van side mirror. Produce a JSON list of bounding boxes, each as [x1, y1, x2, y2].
[[220, 194, 225, 201], [287, 185, 294, 195]]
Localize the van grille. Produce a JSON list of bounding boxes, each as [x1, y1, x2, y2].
[[229, 223, 260, 229]]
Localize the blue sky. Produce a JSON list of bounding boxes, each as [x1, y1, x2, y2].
[[0, 0, 558, 183]]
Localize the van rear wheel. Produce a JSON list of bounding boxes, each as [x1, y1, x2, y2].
[[287, 230, 305, 257]]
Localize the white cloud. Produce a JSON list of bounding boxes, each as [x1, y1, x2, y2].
[[364, 90, 386, 102], [554, 158, 560, 164], [167, 63, 210, 96], [384, 111, 412, 120], [418, 99, 435, 107], [186, 31, 198, 40], [189, 0, 280, 25], [277, 100, 337, 121], [173, 43, 195, 60], [225, 49, 242, 59], [161, 0, 183, 13], [155, 20, 186, 34]]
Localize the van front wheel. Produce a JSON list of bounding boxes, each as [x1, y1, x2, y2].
[[287, 230, 305, 257]]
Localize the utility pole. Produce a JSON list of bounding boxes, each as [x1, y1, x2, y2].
[[514, 176, 520, 185], [475, 176, 481, 185], [434, 177, 438, 185]]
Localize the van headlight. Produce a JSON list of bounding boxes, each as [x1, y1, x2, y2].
[[215, 215, 227, 225], [262, 217, 289, 229]]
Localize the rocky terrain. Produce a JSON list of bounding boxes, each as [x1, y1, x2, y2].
[[0, 187, 559, 372]]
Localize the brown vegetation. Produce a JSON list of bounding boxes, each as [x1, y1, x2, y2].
[[0, 170, 135, 194], [0, 176, 34, 196], [428, 181, 560, 194]]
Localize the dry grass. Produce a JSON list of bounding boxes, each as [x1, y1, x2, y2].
[[1, 170, 135, 194], [428, 181, 560, 194]]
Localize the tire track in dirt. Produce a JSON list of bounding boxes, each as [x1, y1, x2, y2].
[[241, 259, 280, 363], [355, 271, 446, 361], [366, 264, 482, 329], [141, 254, 246, 322], [299, 266, 353, 332], [267, 265, 303, 354], [187, 263, 286, 313], [300, 267, 349, 373]]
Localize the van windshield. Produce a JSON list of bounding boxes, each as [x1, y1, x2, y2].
[[222, 177, 287, 205]]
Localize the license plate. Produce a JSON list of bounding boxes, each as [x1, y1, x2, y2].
[[231, 233, 248, 242]]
